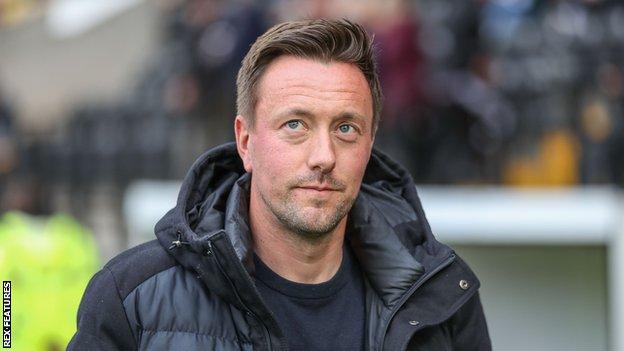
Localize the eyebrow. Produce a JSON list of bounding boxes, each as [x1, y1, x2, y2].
[[276, 108, 315, 120], [335, 111, 367, 124], [275, 108, 368, 124]]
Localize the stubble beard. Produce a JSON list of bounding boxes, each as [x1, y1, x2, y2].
[[259, 183, 356, 241]]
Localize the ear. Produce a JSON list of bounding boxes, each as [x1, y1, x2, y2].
[[234, 115, 253, 173]]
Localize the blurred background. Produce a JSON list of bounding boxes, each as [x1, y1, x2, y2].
[[0, 0, 622, 350]]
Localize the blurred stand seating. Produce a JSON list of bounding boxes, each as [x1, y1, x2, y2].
[[2, 1, 268, 219]]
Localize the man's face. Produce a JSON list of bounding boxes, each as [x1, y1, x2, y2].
[[235, 55, 375, 238]]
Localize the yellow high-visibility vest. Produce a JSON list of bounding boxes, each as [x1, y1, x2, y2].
[[0, 212, 99, 351]]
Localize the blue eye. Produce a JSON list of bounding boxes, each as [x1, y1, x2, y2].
[[286, 120, 302, 130], [338, 124, 353, 133]]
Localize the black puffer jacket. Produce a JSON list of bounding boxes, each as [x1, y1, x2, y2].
[[68, 142, 491, 351]]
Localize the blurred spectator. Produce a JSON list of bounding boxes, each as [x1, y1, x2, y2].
[[579, 94, 616, 184], [361, 0, 429, 177], [0, 86, 17, 194]]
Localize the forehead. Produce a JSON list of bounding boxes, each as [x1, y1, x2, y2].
[[255, 55, 373, 119]]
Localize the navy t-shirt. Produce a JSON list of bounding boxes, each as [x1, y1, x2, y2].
[[253, 245, 366, 351]]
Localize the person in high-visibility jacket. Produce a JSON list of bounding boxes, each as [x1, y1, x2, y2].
[[0, 212, 99, 351]]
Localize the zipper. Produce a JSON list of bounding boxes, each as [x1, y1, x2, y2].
[[208, 240, 274, 351], [378, 253, 456, 350]]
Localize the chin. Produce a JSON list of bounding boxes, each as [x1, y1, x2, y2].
[[288, 209, 344, 235]]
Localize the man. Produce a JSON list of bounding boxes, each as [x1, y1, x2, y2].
[[68, 19, 490, 350]]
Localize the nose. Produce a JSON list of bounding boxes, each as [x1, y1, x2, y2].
[[306, 131, 336, 174]]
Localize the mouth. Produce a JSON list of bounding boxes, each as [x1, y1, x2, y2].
[[296, 186, 340, 192]]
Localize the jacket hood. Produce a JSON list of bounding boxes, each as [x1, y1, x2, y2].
[[155, 142, 453, 308]]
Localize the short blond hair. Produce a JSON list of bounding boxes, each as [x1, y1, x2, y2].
[[236, 18, 382, 132]]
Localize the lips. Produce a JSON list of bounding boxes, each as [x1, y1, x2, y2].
[[297, 186, 338, 192]]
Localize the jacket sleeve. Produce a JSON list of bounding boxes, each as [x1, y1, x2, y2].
[[67, 267, 137, 351], [450, 292, 492, 351]]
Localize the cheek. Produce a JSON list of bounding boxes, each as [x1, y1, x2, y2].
[[250, 134, 300, 183], [250, 133, 276, 169]]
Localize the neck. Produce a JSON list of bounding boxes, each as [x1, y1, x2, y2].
[[249, 195, 346, 285]]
